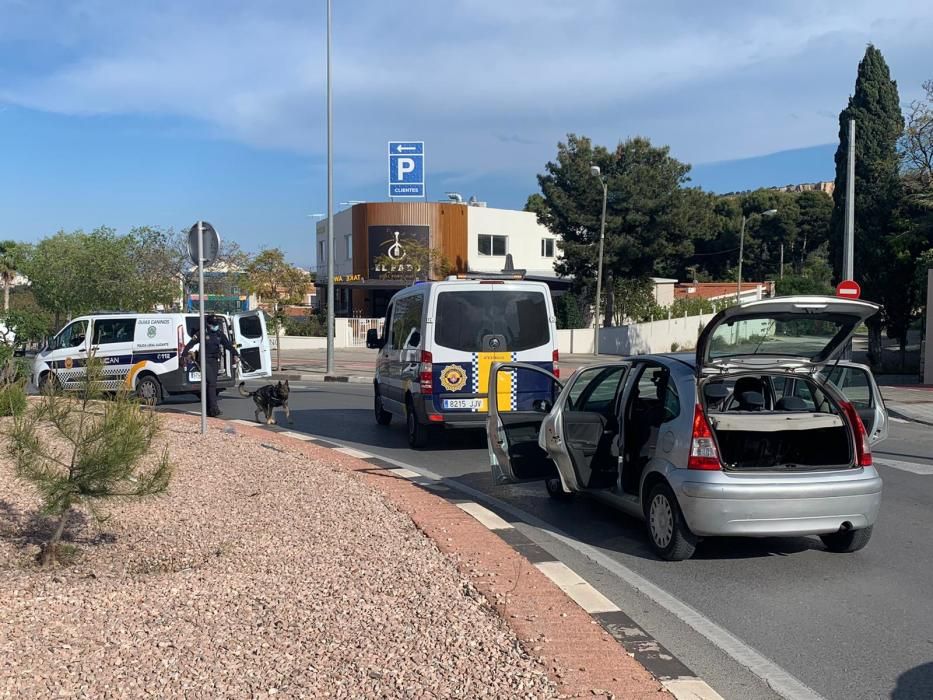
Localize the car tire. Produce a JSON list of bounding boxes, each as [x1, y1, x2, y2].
[[374, 390, 392, 426], [545, 477, 574, 501], [646, 483, 697, 561], [406, 402, 430, 449], [820, 525, 873, 553], [136, 375, 162, 406]]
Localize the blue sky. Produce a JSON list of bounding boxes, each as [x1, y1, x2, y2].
[[1, 1, 932, 267]]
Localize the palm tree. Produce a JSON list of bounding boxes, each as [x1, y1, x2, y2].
[[0, 241, 19, 312]]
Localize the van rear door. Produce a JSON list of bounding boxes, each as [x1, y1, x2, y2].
[[232, 311, 272, 379]]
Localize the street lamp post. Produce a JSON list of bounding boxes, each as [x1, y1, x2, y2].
[[736, 209, 777, 302], [325, 0, 335, 376], [590, 166, 607, 357]]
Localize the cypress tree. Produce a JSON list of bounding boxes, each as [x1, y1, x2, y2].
[[829, 45, 904, 360]]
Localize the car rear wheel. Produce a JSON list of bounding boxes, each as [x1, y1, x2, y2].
[[646, 483, 697, 561], [820, 525, 873, 553], [406, 402, 429, 449], [136, 375, 162, 406], [374, 391, 392, 426], [545, 477, 574, 501]]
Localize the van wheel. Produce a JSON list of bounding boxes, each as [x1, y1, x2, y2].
[[39, 373, 61, 395], [820, 525, 873, 553], [374, 391, 392, 426], [406, 402, 429, 449], [136, 375, 162, 406], [646, 483, 697, 561], [545, 477, 574, 501]]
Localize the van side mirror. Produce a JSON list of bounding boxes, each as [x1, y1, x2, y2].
[[366, 328, 384, 350]]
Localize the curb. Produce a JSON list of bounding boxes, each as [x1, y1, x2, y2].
[[270, 372, 372, 384], [164, 410, 724, 700], [886, 405, 933, 427]]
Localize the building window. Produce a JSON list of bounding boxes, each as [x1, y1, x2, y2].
[[478, 234, 507, 256], [541, 238, 555, 258], [345, 234, 352, 261], [318, 240, 326, 262]]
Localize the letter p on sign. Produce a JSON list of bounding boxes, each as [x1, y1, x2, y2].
[[396, 157, 415, 180]]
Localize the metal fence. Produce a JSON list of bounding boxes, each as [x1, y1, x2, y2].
[[346, 318, 384, 347]]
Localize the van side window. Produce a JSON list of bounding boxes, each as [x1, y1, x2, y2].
[[93, 318, 135, 345], [390, 295, 424, 349]]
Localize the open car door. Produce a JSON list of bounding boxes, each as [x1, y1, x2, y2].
[[232, 311, 273, 380], [487, 362, 563, 485], [821, 361, 888, 445]]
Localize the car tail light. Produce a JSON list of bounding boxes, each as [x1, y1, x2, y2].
[[420, 350, 433, 394], [688, 405, 721, 470], [552, 349, 560, 379], [839, 400, 872, 467]]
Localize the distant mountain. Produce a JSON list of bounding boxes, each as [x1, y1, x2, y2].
[[689, 143, 836, 194]]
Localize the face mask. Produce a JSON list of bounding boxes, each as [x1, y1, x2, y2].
[[209, 324, 219, 332]]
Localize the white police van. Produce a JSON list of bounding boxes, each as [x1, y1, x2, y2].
[[31, 311, 272, 404], [367, 275, 559, 448]]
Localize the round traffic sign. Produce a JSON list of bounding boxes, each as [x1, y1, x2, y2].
[[187, 221, 221, 267], [836, 279, 861, 299]]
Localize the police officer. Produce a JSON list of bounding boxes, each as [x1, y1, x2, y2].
[[183, 314, 239, 417]]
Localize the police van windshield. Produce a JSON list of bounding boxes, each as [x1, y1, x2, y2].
[[433, 290, 549, 352]]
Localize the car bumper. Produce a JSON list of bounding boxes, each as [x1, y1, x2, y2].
[[669, 468, 883, 537], [412, 395, 488, 429]]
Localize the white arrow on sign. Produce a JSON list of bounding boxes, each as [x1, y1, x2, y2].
[[396, 144, 417, 153]]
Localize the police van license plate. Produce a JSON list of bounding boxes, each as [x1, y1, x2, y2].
[[443, 398, 483, 409], [188, 371, 201, 383]]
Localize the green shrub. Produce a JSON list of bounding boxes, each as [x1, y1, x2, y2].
[[0, 382, 26, 416], [283, 316, 326, 337]]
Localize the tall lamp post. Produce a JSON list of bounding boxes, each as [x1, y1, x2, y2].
[[325, 0, 335, 376], [736, 208, 777, 301], [590, 165, 608, 357]]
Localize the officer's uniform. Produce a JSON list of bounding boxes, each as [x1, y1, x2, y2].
[[183, 317, 238, 417]]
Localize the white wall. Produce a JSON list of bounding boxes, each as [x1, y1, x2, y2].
[[466, 207, 558, 276], [314, 208, 354, 279], [597, 313, 717, 357], [924, 270, 933, 383]]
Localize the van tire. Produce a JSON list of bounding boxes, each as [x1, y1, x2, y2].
[[545, 477, 574, 501], [406, 400, 429, 449], [374, 390, 392, 426], [646, 483, 697, 561], [820, 525, 873, 553], [136, 375, 162, 406]]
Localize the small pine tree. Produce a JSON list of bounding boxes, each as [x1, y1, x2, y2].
[[0, 350, 27, 417], [7, 356, 172, 565]]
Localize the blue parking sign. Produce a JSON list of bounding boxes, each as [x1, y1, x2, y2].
[[388, 141, 424, 198]]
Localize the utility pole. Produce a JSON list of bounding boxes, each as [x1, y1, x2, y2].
[[589, 166, 607, 357], [779, 243, 784, 279], [843, 119, 855, 280], [325, 0, 335, 375], [736, 214, 746, 301]]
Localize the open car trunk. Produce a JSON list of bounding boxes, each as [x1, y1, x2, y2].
[[708, 412, 853, 471]]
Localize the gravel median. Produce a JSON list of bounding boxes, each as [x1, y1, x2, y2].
[[0, 418, 557, 698]]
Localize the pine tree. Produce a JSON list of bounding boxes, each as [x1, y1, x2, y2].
[[829, 45, 904, 359], [8, 356, 172, 565]]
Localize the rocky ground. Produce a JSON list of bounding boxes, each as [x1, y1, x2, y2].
[[0, 418, 557, 699]]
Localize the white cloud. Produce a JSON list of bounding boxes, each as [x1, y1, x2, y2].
[[1, 0, 932, 179]]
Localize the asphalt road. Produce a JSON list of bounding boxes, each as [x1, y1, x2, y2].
[[166, 382, 933, 700]]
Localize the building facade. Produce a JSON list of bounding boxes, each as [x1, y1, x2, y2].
[[314, 201, 565, 317]]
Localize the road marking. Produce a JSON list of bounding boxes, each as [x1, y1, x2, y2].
[[875, 458, 933, 475], [662, 678, 726, 700], [535, 560, 620, 614], [252, 425, 819, 700], [456, 501, 513, 531], [888, 416, 909, 424], [334, 446, 373, 459]]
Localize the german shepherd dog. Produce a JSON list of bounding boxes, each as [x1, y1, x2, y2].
[[239, 380, 292, 425]]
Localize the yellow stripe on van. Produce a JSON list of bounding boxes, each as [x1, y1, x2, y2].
[[123, 361, 148, 389], [474, 352, 515, 413]]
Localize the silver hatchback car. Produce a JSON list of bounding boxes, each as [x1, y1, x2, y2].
[[486, 296, 888, 561]]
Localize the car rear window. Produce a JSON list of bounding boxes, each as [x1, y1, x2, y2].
[[433, 290, 549, 352], [708, 315, 851, 361]]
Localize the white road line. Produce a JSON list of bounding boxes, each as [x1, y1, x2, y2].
[[334, 446, 373, 459], [875, 458, 933, 475], [662, 678, 726, 700], [535, 560, 620, 614], [456, 502, 514, 531], [263, 429, 820, 700], [278, 431, 314, 441]]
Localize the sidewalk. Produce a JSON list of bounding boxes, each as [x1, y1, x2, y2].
[[882, 385, 933, 426]]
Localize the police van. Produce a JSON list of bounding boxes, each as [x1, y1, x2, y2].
[[31, 311, 272, 404], [366, 275, 559, 448]]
